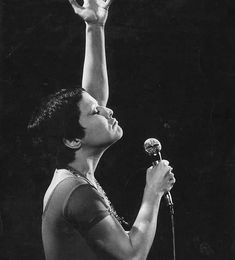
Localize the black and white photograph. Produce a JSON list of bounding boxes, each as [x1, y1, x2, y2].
[[0, 0, 234, 259]]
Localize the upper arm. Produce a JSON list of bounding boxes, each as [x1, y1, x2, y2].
[[64, 184, 110, 232], [64, 185, 134, 260]]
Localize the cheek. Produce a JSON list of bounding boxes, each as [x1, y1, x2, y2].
[[86, 118, 109, 136], [95, 119, 110, 135]]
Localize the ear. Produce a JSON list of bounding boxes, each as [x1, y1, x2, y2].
[[63, 138, 81, 149]]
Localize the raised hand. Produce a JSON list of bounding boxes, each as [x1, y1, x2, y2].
[[68, 0, 113, 26]]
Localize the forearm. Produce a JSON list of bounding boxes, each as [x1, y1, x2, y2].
[[82, 23, 109, 106], [128, 188, 163, 260]]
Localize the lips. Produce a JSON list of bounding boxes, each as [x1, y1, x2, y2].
[[109, 118, 118, 128], [112, 119, 118, 127]]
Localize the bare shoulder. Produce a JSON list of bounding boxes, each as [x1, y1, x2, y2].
[[42, 169, 76, 211]]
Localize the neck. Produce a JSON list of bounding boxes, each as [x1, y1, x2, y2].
[[67, 147, 104, 183]]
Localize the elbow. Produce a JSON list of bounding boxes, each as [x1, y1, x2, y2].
[[112, 244, 147, 260], [124, 242, 148, 260]]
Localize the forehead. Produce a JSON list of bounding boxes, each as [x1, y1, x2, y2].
[[78, 91, 98, 113]]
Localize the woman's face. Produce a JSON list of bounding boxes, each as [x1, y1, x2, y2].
[[78, 92, 123, 149]]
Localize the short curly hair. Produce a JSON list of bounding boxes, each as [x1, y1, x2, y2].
[[28, 87, 85, 166]]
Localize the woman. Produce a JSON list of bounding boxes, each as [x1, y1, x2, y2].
[[28, 0, 175, 259]]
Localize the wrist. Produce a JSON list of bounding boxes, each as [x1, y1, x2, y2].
[[146, 182, 165, 197], [85, 21, 105, 28], [144, 186, 164, 202]]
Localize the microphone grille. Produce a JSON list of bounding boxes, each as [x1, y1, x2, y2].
[[144, 138, 162, 156]]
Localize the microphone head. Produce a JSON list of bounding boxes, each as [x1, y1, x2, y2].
[[144, 138, 162, 156]]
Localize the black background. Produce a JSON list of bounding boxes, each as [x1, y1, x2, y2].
[[0, 0, 234, 259]]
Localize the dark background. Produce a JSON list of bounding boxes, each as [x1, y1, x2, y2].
[[0, 0, 235, 259]]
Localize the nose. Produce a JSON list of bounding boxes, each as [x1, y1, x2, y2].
[[100, 107, 113, 119]]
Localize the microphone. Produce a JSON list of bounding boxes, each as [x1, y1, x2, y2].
[[144, 138, 174, 214]]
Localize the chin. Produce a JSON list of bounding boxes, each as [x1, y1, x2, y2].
[[114, 125, 123, 140], [102, 128, 123, 149]]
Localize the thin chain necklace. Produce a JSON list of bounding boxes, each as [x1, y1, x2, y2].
[[66, 166, 128, 225]]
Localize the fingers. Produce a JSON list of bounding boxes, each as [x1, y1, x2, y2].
[[162, 159, 169, 166], [168, 172, 175, 182], [152, 159, 169, 167], [164, 165, 176, 191], [68, 0, 112, 16], [167, 171, 176, 189], [146, 160, 176, 194], [68, 0, 80, 8], [97, 0, 113, 10], [151, 160, 172, 174], [68, 0, 83, 13], [104, 0, 113, 9]]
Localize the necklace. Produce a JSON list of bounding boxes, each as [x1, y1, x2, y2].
[[66, 166, 96, 187], [66, 166, 128, 226]]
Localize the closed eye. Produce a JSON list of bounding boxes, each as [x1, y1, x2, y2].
[[93, 108, 100, 115]]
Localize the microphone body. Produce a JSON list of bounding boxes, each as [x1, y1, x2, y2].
[[144, 138, 174, 214]]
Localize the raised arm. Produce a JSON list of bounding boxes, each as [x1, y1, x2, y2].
[[69, 0, 112, 106]]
